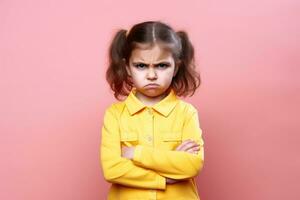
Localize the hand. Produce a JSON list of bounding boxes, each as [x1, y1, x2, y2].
[[166, 140, 201, 184], [166, 177, 182, 184], [175, 139, 201, 154], [121, 146, 135, 160]]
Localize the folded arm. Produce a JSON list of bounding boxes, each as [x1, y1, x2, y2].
[[100, 105, 166, 190], [132, 110, 205, 180]]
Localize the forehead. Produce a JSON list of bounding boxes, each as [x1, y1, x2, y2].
[[130, 43, 173, 61]]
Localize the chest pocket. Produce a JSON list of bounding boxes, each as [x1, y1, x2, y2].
[[162, 131, 182, 150], [120, 131, 139, 147]]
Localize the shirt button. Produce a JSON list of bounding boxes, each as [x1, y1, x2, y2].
[[148, 108, 153, 115], [147, 135, 153, 142]]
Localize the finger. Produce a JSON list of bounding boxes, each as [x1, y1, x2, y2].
[[177, 142, 198, 151], [176, 140, 200, 151], [181, 142, 200, 151], [122, 146, 129, 153], [186, 148, 197, 154], [185, 146, 200, 152], [186, 147, 200, 154], [175, 139, 191, 151], [188, 146, 201, 153], [177, 140, 197, 151]]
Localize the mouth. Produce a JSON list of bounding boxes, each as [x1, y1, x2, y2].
[[144, 83, 160, 88]]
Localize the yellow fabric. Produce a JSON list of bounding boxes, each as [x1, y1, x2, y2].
[[100, 87, 204, 200]]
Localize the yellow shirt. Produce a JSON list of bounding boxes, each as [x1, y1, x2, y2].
[[100, 87, 205, 200]]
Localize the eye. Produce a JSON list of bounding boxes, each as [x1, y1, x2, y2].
[[134, 63, 147, 69], [156, 63, 169, 68]]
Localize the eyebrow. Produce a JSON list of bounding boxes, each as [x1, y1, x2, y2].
[[132, 60, 171, 65]]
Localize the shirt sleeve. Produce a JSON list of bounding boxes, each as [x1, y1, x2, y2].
[[100, 105, 166, 190], [132, 109, 204, 180]]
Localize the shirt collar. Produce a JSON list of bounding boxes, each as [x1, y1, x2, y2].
[[125, 87, 179, 117]]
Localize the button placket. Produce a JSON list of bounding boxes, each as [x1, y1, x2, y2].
[[146, 108, 156, 199], [144, 107, 154, 146]]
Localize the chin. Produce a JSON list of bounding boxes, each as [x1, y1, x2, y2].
[[143, 88, 165, 97]]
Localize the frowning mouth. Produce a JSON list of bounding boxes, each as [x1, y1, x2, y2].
[[144, 83, 159, 88]]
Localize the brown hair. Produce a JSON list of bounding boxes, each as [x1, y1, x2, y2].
[[106, 21, 201, 101]]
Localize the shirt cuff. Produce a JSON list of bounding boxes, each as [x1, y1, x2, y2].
[[156, 175, 166, 190], [133, 145, 143, 162]]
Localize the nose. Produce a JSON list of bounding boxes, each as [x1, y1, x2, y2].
[[146, 67, 157, 80]]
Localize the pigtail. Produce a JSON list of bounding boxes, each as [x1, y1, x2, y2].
[[175, 31, 201, 96], [106, 29, 131, 100]]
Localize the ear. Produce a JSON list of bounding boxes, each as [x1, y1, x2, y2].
[[123, 58, 131, 76]]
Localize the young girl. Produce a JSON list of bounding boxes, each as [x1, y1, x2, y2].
[[100, 21, 204, 200]]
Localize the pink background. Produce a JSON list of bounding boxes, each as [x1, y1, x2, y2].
[[1, 0, 299, 199]]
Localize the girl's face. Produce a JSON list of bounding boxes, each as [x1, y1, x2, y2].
[[125, 43, 179, 100]]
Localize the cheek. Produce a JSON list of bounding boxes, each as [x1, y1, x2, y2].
[[131, 72, 145, 85], [161, 70, 175, 82]]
